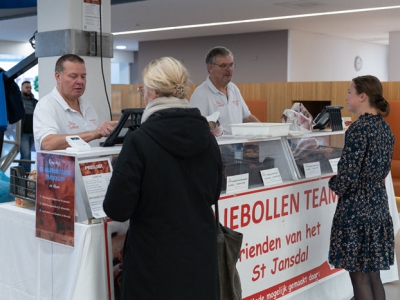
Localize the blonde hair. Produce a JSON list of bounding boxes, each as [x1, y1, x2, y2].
[[142, 57, 190, 99]]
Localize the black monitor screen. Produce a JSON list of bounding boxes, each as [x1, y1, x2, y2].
[[312, 105, 343, 130], [101, 108, 144, 147]]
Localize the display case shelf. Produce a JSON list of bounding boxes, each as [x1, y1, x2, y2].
[[287, 131, 345, 179], [218, 136, 298, 193], [217, 131, 345, 193]]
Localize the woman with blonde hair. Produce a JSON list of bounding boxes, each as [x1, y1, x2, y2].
[[104, 57, 222, 300]]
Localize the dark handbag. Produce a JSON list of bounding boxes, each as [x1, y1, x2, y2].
[[215, 200, 243, 300]]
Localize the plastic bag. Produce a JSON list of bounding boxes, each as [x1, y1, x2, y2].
[[281, 102, 313, 133], [206, 111, 224, 137]]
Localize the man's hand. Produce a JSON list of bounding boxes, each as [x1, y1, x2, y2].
[[41, 121, 119, 151], [94, 121, 119, 139], [243, 114, 260, 123]]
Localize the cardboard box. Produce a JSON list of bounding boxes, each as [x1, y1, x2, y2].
[[15, 197, 35, 208]]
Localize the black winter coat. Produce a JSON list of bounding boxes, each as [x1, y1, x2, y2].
[[103, 107, 222, 300]]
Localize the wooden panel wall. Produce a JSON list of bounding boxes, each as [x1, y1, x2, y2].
[[111, 84, 142, 120], [111, 82, 400, 122], [382, 82, 400, 101]]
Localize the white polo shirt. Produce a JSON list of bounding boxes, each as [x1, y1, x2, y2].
[[189, 77, 251, 135], [34, 87, 99, 150]]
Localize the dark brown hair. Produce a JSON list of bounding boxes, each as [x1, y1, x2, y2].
[[55, 54, 85, 73], [352, 75, 390, 117]]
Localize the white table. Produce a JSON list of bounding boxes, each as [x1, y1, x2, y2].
[[0, 173, 398, 300], [0, 202, 108, 300]]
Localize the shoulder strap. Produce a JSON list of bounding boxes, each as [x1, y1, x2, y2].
[[215, 198, 220, 227]]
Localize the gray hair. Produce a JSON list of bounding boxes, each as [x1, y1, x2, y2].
[[205, 46, 233, 65]]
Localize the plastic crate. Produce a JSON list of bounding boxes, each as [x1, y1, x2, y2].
[[231, 123, 290, 137], [10, 166, 36, 202]]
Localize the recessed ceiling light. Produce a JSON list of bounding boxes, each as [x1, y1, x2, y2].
[[116, 45, 127, 49]]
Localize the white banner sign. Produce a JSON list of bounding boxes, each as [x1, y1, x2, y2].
[[219, 176, 344, 300]]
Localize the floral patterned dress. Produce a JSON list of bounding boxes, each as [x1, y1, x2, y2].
[[328, 113, 395, 272]]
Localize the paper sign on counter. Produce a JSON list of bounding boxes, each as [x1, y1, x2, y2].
[[261, 168, 283, 186], [79, 158, 113, 218], [226, 173, 249, 193], [303, 161, 321, 178], [329, 158, 340, 173]]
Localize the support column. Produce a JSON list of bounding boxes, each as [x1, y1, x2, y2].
[[389, 31, 400, 81], [36, 0, 112, 123]]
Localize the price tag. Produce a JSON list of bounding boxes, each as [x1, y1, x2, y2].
[[329, 158, 340, 173], [303, 162, 321, 178], [226, 173, 249, 193], [261, 168, 283, 186]]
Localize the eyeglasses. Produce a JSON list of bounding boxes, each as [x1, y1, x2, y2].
[[212, 62, 236, 70], [137, 86, 144, 97]]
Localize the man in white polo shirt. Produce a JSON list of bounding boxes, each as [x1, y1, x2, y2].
[[34, 54, 117, 150], [190, 46, 260, 135]]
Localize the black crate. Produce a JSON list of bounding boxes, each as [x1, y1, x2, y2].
[[222, 157, 275, 189], [295, 146, 342, 176], [10, 166, 36, 202]]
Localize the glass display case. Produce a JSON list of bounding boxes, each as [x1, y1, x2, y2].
[[217, 131, 345, 193], [217, 136, 298, 193], [287, 131, 345, 179]]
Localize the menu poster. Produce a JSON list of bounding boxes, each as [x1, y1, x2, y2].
[[79, 158, 113, 219], [83, 0, 101, 32], [36, 153, 75, 247]]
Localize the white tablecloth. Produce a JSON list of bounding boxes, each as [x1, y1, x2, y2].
[[0, 202, 108, 300]]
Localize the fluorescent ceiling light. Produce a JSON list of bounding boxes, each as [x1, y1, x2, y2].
[[116, 45, 127, 49], [113, 5, 400, 36]]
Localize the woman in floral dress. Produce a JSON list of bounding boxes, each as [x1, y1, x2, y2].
[[328, 75, 395, 300]]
